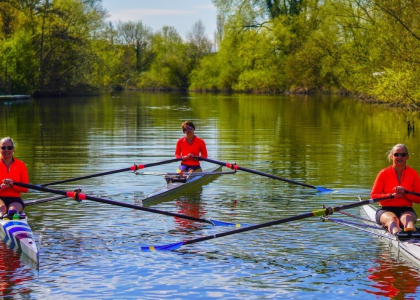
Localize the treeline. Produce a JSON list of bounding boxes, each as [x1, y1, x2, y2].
[[1, 0, 420, 107]]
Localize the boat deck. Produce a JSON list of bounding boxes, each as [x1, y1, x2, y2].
[[361, 203, 420, 265], [0, 213, 38, 263], [141, 166, 223, 206]]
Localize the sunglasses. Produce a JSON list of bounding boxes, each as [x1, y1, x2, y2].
[[393, 153, 407, 157], [1, 146, 13, 151], [183, 126, 194, 131]]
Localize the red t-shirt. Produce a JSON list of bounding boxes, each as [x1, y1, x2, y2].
[[175, 136, 208, 166], [371, 165, 420, 206], [0, 158, 29, 197]]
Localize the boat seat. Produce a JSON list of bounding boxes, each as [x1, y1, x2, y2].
[[165, 176, 187, 184]]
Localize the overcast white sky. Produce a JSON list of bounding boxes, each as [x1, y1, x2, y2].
[[101, 0, 218, 39]]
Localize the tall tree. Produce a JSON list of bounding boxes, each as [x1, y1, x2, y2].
[[213, 0, 307, 28], [116, 20, 153, 72], [186, 20, 213, 65], [139, 26, 190, 89]]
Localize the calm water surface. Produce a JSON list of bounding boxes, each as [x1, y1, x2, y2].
[[0, 92, 419, 299]]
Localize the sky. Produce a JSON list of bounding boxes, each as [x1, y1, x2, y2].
[[100, 0, 218, 40]]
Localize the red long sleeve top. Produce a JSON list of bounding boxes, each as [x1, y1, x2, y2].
[[371, 165, 420, 206], [0, 158, 29, 197], [175, 136, 207, 166]]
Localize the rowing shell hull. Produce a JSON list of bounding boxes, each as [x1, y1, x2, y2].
[[0, 217, 38, 263], [142, 166, 222, 206], [361, 203, 420, 265]]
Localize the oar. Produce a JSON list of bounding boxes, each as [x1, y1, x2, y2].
[[40, 158, 182, 187], [140, 195, 393, 251], [14, 182, 249, 227], [25, 195, 67, 206], [135, 171, 237, 176], [197, 157, 334, 193], [405, 190, 420, 196]]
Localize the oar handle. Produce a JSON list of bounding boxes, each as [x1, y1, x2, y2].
[[41, 158, 181, 187], [197, 157, 318, 189], [14, 182, 212, 224], [405, 190, 420, 197]]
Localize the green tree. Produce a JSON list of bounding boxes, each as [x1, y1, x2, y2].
[[139, 26, 191, 90], [116, 21, 153, 73], [0, 0, 112, 95], [0, 30, 37, 94], [33, 0, 108, 95], [213, 0, 308, 27]]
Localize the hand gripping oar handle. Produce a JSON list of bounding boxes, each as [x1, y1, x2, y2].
[[141, 195, 393, 251], [41, 158, 181, 187], [14, 182, 213, 225], [197, 157, 332, 192]]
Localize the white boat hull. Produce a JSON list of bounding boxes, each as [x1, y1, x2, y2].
[[361, 204, 420, 265], [142, 166, 222, 205], [0, 215, 38, 263]]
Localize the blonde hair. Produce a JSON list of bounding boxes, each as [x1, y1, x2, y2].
[[0, 137, 15, 147], [387, 143, 408, 162]]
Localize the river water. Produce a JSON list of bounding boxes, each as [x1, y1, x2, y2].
[[0, 92, 419, 299]]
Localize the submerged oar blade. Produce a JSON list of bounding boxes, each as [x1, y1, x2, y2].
[[209, 219, 253, 227], [141, 241, 185, 252], [316, 186, 337, 193]]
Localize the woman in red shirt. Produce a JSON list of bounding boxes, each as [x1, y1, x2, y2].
[[371, 144, 420, 234], [0, 137, 29, 217], [175, 121, 208, 173]]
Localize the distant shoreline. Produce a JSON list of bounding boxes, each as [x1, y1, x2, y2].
[[0, 95, 31, 100]]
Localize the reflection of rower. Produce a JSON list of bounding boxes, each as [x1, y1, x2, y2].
[[0, 241, 33, 295], [365, 255, 420, 298], [174, 189, 206, 232], [175, 121, 208, 174]]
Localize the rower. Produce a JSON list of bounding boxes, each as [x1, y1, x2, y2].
[[371, 144, 420, 235], [0, 137, 29, 218], [174, 121, 208, 175]]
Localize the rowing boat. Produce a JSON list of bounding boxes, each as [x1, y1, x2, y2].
[[360, 201, 420, 265], [141, 166, 229, 206], [0, 212, 38, 263]]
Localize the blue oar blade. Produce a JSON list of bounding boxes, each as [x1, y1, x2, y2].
[[210, 219, 253, 227], [316, 186, 338, 193], [141, 241, 185, 252]]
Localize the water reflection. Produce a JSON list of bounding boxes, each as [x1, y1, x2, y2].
[[365, 253, 420, 299], [172, 188, 242, 233], [0, 241, 33, 297], [172, 189, 209, 233], [1, 92, 420, 298]]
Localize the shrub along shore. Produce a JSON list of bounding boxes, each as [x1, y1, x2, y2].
[[1, 1, 419, 110]]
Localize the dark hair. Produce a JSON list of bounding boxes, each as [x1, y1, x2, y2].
[[181, 121, 195, 131]]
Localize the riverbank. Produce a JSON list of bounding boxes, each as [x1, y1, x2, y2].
[[0, 95, 31, 100]]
